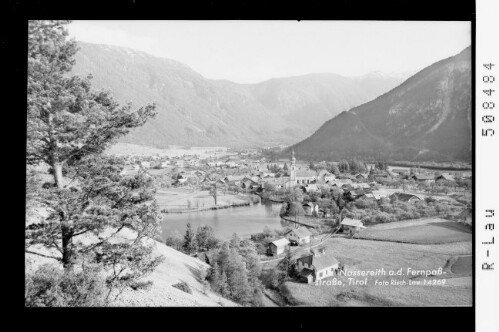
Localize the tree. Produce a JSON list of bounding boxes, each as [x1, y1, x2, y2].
[[164, 230, 184, 251], [196, 225, 218, 251], [25, 155, 164, 303], [183, 222, 198, 254], [283, 163, 289, 171], [25, 262, 106, 307], [209, 182, 219, 205], [284, 187, 304, 203], [211, 262, 229, 297], [27, 21, 156, 188], [230, 233, 241, 249], [349, 158, 366, 173], [328, 163, 340, 177], [287, 202, 305, 220], [315, 161, 327, 171], [338, 160, 350, 173]]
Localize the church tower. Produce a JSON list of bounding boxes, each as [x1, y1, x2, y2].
[[290, 149, 296, 182]]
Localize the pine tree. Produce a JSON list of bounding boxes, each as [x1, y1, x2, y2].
[[27, 21, 156, 189], [26, 23, 165, 303], [230, 233, 241, 249], [225, 248, 252, 305], [182, 222, 198, 254], [218, 271, 230, 297]]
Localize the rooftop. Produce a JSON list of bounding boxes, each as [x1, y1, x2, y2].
[[341, 218, 364, 227], [288, 227, 312, 238], [271, 238, 290, 247]]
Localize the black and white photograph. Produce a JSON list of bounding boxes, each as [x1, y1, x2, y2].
[[25, 19, 475, 308]]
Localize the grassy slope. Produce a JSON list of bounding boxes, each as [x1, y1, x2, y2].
[[357, 217, 472, 244], [280, 237, 472, 306]]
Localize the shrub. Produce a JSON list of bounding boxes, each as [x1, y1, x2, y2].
[[172, 281, 192, 294], [374, 212, 394, 224], [130, 280, 153, 291], [25, 263, 107, 307], [254, 242, 268, 255]]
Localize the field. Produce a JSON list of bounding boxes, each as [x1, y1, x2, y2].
[[357, 218, 472, 244], [105, 143, 230, 158], [279, 222, 472, 306], [156, 188, 251, 212]]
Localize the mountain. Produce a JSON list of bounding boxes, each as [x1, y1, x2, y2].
[[71, 42, 406, 148], [289, 47, 471, 162]]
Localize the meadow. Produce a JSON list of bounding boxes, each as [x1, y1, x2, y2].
[[279, 229, 472, 306], [357, 218, 472, 244]]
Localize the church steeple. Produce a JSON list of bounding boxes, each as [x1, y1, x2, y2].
[[290, 149, 296, 181]]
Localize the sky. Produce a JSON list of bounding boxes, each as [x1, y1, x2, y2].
[[67, 20, 471, 84]]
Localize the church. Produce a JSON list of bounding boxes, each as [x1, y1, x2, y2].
[[283, 150, 317, 189]]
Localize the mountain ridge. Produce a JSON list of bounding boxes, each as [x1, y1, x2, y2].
[[289, 46, 471, 162], [71, 41, 409, 148]]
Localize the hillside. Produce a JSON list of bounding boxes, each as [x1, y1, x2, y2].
[[289, 47, 472, 162], [71, 42, 406, 148], [25, 219, 237, 307]]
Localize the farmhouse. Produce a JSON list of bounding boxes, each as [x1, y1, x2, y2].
[[241, 177, 259, 189], [435, 173, 456, 182], [269, 238, 290, 256], [411, 174, 435, 183], [340, 218, 366, 235], [296, 247, 339, 284], [390, 192, 423, 203], [286, 227, 312, 245]]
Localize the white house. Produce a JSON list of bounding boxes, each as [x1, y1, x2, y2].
[[340, 218, 366, 235], [296, 247, 339, 284], [286, 227, 312, 245], [269, 238, 290, 256]]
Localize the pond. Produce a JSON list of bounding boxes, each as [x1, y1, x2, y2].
[[161, 202, 291, 241]]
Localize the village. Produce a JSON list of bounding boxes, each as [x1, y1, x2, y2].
[[25, 20, 475, 310], [111, 144, 472, 305]]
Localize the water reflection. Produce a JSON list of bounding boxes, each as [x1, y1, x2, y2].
[[162, 201, 286, 241]]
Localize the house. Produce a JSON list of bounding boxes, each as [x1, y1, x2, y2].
[[296, 247, 339, 284], [411, 174, 435, 183], [340, 218, 366, 235], [390, 192, 423, 203], [302, 202, 319, 216], [355, 173, 369, 180], [352, 182, 371, 190], [295, 169, 317, 185], [317, 170, 335, 183], [241, 177, 259, 190], [261, 177, 287, 190], [269, 238, 290, 256], [392, 168, 410, 176], [224, 175, 246, 186], [302, 183, 319, 193], [435, 173, 456, 182], [332, 178, 354, 187], [139, 161, 151, 169], [371, 191, 389, 200], [345, 188, 366, 201], [286, 227, 312, 245], [215, 178, 227, 186]]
